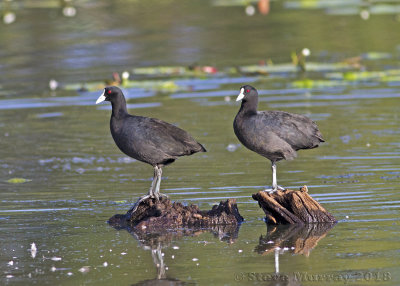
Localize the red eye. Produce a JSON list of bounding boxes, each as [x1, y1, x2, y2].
[[246, 89, 250, 93], [107, 90, 112, 94]]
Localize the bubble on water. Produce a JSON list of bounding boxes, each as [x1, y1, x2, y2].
[[172, 246, 179, 250], [50, 266, 57, 272], [63, 6, 77, 17], [31, 242, 37, 258], [360, 9, 370, 20], [8, 260, 14, 266], [51, 257, 62, 261], [238, 249, 243, 253], [78, 266, 90, 273], [226, 143, 239, 152], [245, 5, 255, 16], [49, 79, 58, 91], [122, 71, 130, 80], [302, 48, 311, 57], [103, 262, 108, 267], [3, 12, 16, 24], [192, 258, 198, 261]]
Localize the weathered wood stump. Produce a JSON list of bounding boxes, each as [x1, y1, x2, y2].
[[108, 197, 244, 230], [252, 186, 336, 224]]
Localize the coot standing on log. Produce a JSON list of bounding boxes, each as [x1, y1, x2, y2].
[[96, 86, 206, 211], [233, 85, 324, 193]]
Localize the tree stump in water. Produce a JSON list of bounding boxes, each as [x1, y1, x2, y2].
[[108, 197, 244, 230], [252, 186, 336, 224]]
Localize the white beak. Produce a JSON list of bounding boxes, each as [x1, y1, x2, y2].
[[236, 88, 245, 101], [96, 90, 106, 104]]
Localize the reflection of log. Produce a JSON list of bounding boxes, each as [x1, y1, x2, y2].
[[252, 186, 336, 224], [256, 223, 336, 257], [109, 216, 241, 286], [108, 197, 243, 230]]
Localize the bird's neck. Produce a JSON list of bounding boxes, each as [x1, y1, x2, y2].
[[239, 100, 258, 116], [111, 98, 128, 119]]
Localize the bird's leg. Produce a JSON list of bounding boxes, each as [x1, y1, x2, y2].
[[272, 162, 286, 192], [153, 166, 168, 200], [148, 166, 158, 197], [264, 161, 285, 193], [128, 166, 158, 213]]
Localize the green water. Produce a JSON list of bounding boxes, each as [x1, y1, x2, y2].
[[1, 0, 400, 285]]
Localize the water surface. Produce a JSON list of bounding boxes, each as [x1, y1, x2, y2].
[[1, 0, 400, 285]]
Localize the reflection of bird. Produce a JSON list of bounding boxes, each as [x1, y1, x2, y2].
[[96, 86, 206, 211], [233, 85, 324, 192]]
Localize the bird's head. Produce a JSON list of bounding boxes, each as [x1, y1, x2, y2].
[[236, 85, 258, 102], [95, 86, 124, 104]]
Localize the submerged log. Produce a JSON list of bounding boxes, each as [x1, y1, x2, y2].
[[252, 186, 336, 224], [108, 197, 244, 230]]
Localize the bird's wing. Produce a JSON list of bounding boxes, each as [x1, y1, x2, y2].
[[126, 116, 204, 156], [257, 111, 324, 150]]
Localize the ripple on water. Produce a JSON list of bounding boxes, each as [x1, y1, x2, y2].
[[36, 112, 64, 118]]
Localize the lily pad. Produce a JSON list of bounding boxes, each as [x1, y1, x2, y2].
[[6, 178, 31, 184], [240, 61, 354, 75], [326, 69, 400, 82], [291, 78, 345, 89]]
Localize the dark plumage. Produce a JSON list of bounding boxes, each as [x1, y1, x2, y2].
[[233, 85, 324, 192], [96, 86, 206, 210]]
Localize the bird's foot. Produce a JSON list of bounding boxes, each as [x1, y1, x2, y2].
[[153, 192, 169, 202], [128, 194, 152, 213], [263, 185, 286, 194]]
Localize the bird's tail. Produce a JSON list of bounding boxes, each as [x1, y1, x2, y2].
[[197, 142, 207, 152]]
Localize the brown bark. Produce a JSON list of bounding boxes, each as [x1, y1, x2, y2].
[[252, 186, 336, 224], [108, 197, 244, 230]]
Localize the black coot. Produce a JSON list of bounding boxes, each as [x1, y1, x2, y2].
[[233, 85, 324, 192], [96, 86, 206, 210]]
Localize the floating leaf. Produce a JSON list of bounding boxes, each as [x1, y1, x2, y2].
[[132, 66, 187, 76], [6, 178, 31, 184], [361, 52, 392, 60], [292, 79, 345, 89], [240, 62, 354, 75]]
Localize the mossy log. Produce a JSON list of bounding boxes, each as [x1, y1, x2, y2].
[[108, 197, 244, 230], [252, 186, 336, 224]]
